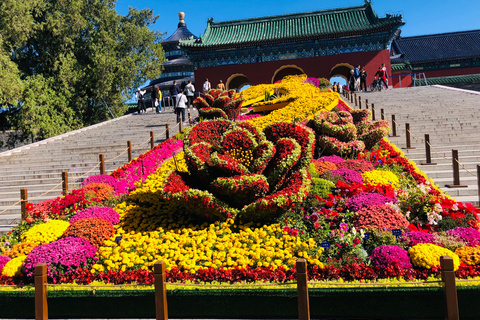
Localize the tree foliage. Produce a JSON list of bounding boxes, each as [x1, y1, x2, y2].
[[0, 0, 165, 138]]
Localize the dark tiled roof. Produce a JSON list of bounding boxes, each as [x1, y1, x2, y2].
[[163, 22, 198, 43], [391, 30, 480, 63], [180, 2, 403, 49], [427, 73, 480, 85]]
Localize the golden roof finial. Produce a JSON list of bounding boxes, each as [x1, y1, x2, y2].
[[179, 12, 185, 23]]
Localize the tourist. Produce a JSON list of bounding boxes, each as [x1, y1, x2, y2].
[[203, 78, 211, 94], [381, 63, 389, 89], [354, 65, 361, 91], [338, 83, 343, 94], [153, 86, 162, 113], [185, 80, 195, 109], [170, 80, 181, 109], [175, 90, 188, 125], [217, 80, 225, 91], [360, 67, 368, 92], [349, 70, 356, 92], [375, 66, 388, 90], [136, 87, 146, 114], [333, 82, 338, 92]]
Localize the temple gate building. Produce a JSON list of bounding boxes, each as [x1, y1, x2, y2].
[[179, 2, 404, 90]]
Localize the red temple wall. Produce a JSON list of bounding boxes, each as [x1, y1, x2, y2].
[[194, 49, 391, 89]]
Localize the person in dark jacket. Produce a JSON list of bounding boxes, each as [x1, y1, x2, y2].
[[170, 81, 181, 109], [348, 69, 356, 92], [359, 67, 368, 92]]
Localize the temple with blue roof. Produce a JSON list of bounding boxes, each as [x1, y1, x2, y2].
[[149, 12, 198, 95], [179, 1, 404, 89]]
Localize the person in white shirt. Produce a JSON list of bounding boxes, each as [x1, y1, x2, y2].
[[175, 90, 188, 124], [202, 78, 211, 94], [136, 88, 146, 114], [185, 80, 195, 109]]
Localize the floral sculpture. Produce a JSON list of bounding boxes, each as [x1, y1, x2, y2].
[[193, 89, 244, 120], [311, 109, 390, 157], [161, 120, 314, 221]]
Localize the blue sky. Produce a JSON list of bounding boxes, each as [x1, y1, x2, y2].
[[115, 0, 480, 39]]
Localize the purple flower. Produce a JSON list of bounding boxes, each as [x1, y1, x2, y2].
[[0, 255, 11, 273], [345, 192, 395, 212], [112, 139, 183, 192], [403, 231, 438, 247], [69, 206, 120, 225], [81, 174, 128, 195], [330, 168, 364, 184], [319, 155, 345, 165], [339, 222, 349, 232], [23, 237, 97, 279], [304, 77, 320, 87], [446, 227, 480, 246], [370, 245, 412, 269]]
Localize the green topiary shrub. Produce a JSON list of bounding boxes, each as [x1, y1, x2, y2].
[[309, 178, 335, 199]]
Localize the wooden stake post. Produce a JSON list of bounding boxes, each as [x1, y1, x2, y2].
[[20, 188, 28, 219], [446, 149, 467, 188], [62, 172, 68, 194], [127, 141, 132, 162], [441, 256, 459, 320], [297, 259, 310, 320], [35, 263, 48, 320], [421, 134, 437, 165], [99, 154, 105, 175], [404, 123, 415, 149], [154, 261, 168, 320]]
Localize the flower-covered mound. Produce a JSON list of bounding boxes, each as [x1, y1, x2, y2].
[[194, 89, 244, 120], [0, 75, 480, 286], [161, 120, 314, 222]]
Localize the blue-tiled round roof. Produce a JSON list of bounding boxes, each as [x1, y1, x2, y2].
[[163, 13, 198, 43]]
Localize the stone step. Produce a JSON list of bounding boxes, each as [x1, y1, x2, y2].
[[440, 185, 479, 197], [361, 85, 480, 207]]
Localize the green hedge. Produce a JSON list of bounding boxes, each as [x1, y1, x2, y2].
[[1, 287, 480, 319]]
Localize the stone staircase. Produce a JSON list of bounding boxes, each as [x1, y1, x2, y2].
[[349, 85, 480, 206], [0, 107, 197, 233]]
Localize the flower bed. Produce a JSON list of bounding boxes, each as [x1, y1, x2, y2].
[[1, 75, 479, 286]]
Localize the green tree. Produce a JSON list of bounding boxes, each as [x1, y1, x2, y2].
[[2, 0, 165, 138]]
